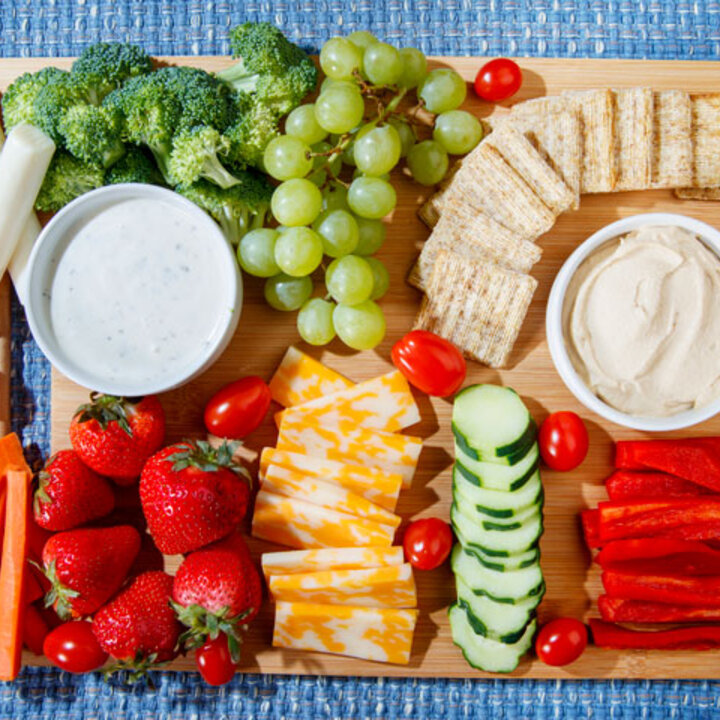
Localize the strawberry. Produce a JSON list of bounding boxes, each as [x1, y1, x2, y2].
[[92, 571, 181, 678], [140, 440, 250, 555], [33, 449, 115, 531], [171, 532, 262, 661], [69, 393, 165, 483], [40, 525, 141, 620]]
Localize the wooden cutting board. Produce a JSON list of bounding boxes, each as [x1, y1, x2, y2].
[[3, 56, 720, 679]]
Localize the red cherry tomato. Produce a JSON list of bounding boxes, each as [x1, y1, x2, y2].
[[204, 376, 271, 439], [535, 618, 588, 666], [403, 517, 454, 570], [391, 330, 466, 397], [43, 621, 108, 673], [474, 58, 522, 102], [538, 411, 589, 471], [195, 634, 237, 686]]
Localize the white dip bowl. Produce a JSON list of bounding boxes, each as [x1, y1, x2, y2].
[[546, 212, 720, 432], [25, 184, 241, 396]]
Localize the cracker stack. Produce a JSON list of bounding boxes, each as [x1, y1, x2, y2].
[[413, 85, 716, 368]]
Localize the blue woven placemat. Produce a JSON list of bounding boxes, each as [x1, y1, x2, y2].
[[3, 2, 720, 718]]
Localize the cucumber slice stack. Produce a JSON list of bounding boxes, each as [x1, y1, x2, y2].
[[449, 384, 545, 673]]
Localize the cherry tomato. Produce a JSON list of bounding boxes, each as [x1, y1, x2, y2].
[[204, 376, 271, 439], [538, 411, 589, 471], [195, 634, 237, 686], [391, 330, 466, 397], [535, 618, 588, 666], [474, 58, 522, 102], [43, 621, 108, 673], [403, 517, 454, 570]]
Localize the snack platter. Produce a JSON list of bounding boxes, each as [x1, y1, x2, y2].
[[3, 55, 720, 679]]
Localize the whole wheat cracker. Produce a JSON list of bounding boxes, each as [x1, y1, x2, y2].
[[652, 90, 693, 188], [613, 88, 653, 191], [690, 94, 720, 188], [674, 187, 720, 200]]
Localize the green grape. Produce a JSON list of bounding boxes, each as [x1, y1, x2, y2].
[[312, 141, 342, 177], [285, 104, 328, 145], [333, 300, 386, 350], [388, 118, 416, 158], [353, 124, 402, 176], [348, 176, 397, 219], [325, 255, 375, 305], [274, 226, 324, 276], [352, 168, 390, 182], [320, 37, 364, 80], [433, 110, 483, 155], [263, 136, 313, 181], [347, 30, 378, 51], [354, 217, 386, 255], [237, 228, 280, 277], [307, 168, 327, 186], [363, 42, 403, 85], [320, 77, 358, 94], [322, 184, 350, 212], [271, 178, 323, 226], [365, 256, 390, 300], [264, 273, 313, 311], [407, 139, 449, 186], [313, 209, 359, 257], [297, 298, 336, 345], [398, 47, 427, 88], [418, 68, 467, 113], [314, 86, 365, 134]]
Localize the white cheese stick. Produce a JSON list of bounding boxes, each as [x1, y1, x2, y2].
[[8, 213, 42, 305]]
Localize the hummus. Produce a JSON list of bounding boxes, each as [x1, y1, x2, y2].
[[563, 225, 720, 417]]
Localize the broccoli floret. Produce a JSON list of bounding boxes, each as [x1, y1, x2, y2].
[[1, 67, 69, 133], [106, 146, 164, 185], [216, 23, 317, 114], [167, 126, 239, 188], [71, 42, 153, 104], [176, 173, 273, 245], [223, 99, 280, 169], [58, 104, 126, 168], [32, 74, 90, 145], [35, 152, 105, 212]]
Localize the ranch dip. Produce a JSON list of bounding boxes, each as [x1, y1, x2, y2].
[[45, 196, 235, 391], [563, 225, 720, 417]]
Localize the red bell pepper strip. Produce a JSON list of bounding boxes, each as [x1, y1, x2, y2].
[[581, 509, 601, 548], [590, 619, 720, 650], [598, 596, 720, 623], [602, 569, 720, 607], [596, 538, 720, 575], [597, 498, 720, 541], [22, 604, 48, 656], [615, 438, 720, 492], [605, 470, 713, 501]]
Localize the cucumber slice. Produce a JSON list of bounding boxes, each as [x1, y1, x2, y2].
[[454, 499, 540, 531], [449, 603, 536, 672], [462, 543, 540, 572], [452, 385, 536, 466], [453, 466, 543, 519], [451, 545, 544, 604], [455, 443, 540, 492], [455, 579, 540, 644], [451, 503, 543, 555]]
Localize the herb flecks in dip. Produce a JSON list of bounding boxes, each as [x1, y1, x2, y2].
[[563, 225, 720, 418]]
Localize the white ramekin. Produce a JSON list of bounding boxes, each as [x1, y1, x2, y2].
[[546, 212, 720, 432], [24, 183, 242, 397]]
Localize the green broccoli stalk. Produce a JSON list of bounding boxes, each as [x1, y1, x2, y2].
[[167, 126, 239, 188], [223, 98, 280, 169], [71, 42, 153, 104], [35, 152, 105, 212], [58, 105, 126, 168], [1, 67, 69, 133], [176, 173, 273, 246], [106, 146, 165, 185]]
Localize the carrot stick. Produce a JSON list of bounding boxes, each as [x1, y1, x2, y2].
[[0, 434, 30, 476], [0, 466, 30, 680]]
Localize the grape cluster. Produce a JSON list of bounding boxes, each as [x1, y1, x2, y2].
[[237, 31, 483, 351]]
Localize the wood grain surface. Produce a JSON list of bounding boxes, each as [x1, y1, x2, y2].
[[3, 56, 720, 678]]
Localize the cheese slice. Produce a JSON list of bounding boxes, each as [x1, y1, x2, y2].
[[262, 465, 401, 528], [261, 546, 405, 579], [269, 563, 417, 608], [277, 420, 422, 488], [259, 448, 402, 511], [275, 370, 420, 432], [268, 346, 353, 407], [252, 490, 396, 549], [273, 601, 418, 665]]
